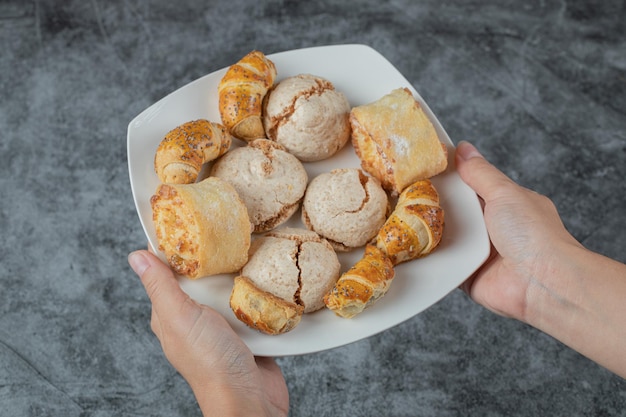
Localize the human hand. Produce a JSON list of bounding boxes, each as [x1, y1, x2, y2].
[[454, 141, 582, 322], [128, 250, 289, 417]]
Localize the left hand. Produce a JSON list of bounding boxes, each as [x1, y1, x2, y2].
[[128, 250, 289, 417]]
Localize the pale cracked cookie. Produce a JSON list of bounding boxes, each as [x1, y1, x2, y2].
[[302, 168, 389, 252], [262, 74, 351, 162], [211, 139, 308, 233], [230, 227, 341, 335]]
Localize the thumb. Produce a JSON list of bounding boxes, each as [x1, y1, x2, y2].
[[455, 141, 515, 203], [128, 250, 189, 315]]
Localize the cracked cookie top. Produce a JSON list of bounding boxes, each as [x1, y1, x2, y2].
[[262, 74, 351, 162], [211, 139, 308, 233], [241, 227, 340, 313], [301, 168, 390, 252]]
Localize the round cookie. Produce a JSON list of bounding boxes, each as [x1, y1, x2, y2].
[[262, 74, 351, 162], [211, 139, 308, 233], [267, 228, 341, 313], [241, 228, 340, 313], [230, 227, 341, 336], [302, 168, 389, 251]]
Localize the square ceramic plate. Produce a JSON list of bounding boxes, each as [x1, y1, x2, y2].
[[128, 44, 489, 357]]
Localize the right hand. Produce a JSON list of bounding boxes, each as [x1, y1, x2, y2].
[[454, 141, 582, 322], [455, 141, 626, 379]]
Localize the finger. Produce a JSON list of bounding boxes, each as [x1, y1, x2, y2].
[[463, 253, 502, 310], [461, 241, 497, 291], [128, 250, 190, 318], [460, 239, 497, 293], [150, 305, 163, 340], [255, 356, 278, 370], [455, 141, 516, 203]]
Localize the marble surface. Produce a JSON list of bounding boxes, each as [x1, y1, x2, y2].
[[1, 0, 625, 416]]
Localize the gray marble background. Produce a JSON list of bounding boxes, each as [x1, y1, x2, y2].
[[1, 0, 625, 416]]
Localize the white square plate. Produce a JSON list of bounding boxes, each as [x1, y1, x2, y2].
[[128, 44, 489, 356]]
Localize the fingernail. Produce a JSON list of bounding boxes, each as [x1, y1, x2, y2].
[[128, 251, 150, 276], [457, 141, 483, 161]]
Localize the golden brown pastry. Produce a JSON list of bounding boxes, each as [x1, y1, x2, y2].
[[350, 88, 448, 195], [230, 275, 303, 336], [324, 244, 395, 319], [154, 119, 232, 184], [376, 179, 444, 265], [150, 177, 252, 278], [218, 50, 277, 141]]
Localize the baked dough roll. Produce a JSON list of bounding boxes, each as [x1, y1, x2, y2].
[[375, 179, 444, 265], [150, 177, 252, 278], [154, 119, 232, 184], [230, 275, 303, 336], [350, 88, 448, 195], [324, 244, 395, 319], [218, 50, 277, 141]]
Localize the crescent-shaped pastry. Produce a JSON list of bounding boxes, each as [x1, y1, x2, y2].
[[325, 180, 444, 319], [376, 179, 444, 265], [154, 119, 232, 184], [230, 275, 304, 336], [218, 50, 277, 141], [324, 244, 395, 319]]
